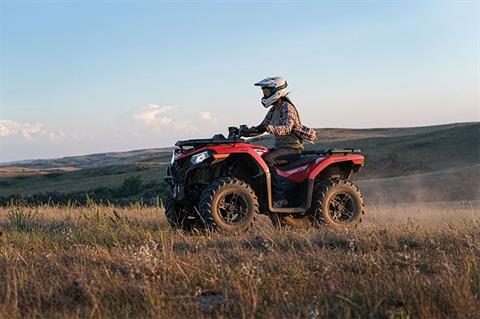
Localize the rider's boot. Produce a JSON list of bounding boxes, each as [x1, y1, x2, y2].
[[272, 184, 288, 208], [273, 199, 288, 208]]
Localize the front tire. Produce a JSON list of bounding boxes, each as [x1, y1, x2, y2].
[[199, 177, 259, 234], [309, 179, 364, 228]]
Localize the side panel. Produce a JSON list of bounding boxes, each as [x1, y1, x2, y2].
[[275, 164, 312, 183]]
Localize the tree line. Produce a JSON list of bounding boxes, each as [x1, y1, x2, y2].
[[0, 176, 170, 206]]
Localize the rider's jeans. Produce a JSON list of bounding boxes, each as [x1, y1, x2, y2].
[[264, 148, 301, 201]]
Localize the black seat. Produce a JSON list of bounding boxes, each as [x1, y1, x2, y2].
[[277, 154, 320, 170]]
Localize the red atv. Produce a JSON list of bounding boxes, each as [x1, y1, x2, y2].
[[164, 126, 365, 233]]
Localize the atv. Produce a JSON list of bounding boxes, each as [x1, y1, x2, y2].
[[164, 125, 365, 233]]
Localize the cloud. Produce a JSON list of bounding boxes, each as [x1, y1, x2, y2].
[[0, 120, 64, 141], [132, 104, 176, 125], [131, 104, 197, 131], [199, 111, 218, 123]]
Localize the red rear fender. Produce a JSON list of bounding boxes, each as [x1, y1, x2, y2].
[[273, 154, 364, 183], [308, 154, 364, 180]]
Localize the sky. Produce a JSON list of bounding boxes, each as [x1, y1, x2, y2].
[[0, 0, 479, 162]]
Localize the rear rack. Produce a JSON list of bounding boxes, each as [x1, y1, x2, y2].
[[302, 148, 362, 156]]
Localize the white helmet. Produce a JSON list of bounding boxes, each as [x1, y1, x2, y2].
[[254, 76, 289, 108]]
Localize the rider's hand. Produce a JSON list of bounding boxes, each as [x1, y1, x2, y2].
[[256, 124, 267, 134]]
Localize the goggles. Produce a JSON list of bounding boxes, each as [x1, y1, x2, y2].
[[262, 87, 276, 98], [261, 82, 287, 98]]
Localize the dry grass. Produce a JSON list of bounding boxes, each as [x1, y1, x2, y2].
[[0, 204, 479, 318]]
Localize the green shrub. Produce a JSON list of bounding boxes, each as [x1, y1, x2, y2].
[[117, 176, 142, 197], [6, 207, 37, 231]]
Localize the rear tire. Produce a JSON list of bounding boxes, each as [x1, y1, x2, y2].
[[309, 179, 364, 228], [165, 194, 201, 232], [199, 177, 259, 234]]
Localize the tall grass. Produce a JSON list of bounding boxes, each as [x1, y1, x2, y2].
[[6, 207, 37, 231], [0, 204, 479, 318]]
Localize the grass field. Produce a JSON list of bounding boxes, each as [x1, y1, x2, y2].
[[1, 204, 479, 318]]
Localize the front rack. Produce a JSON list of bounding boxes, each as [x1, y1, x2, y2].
[[175, 137, 245, 150]]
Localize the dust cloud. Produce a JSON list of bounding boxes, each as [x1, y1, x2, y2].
[[357, 169, 480, 226]]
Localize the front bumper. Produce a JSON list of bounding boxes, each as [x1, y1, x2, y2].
[[165, 162, 186, 200], [165, 154, 217, 202]]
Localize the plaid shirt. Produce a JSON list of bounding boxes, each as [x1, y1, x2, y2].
[[260, 100, 317, 143]]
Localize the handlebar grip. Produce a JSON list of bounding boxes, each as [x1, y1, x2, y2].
[[239, 128, 260, 137]]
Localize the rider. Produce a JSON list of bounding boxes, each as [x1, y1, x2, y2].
[[253, 76, 316, 207]]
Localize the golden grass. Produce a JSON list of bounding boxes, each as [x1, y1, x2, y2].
[[0, 204, 479, 318]]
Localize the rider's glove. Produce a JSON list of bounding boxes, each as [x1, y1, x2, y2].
[[256, 124, 267, 134]]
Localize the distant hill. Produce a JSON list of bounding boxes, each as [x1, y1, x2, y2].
[[0, 122, 479, 204], [0, 148, 173, 170]]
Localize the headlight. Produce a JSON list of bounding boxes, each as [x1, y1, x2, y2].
[[191, 151, 211, 164]]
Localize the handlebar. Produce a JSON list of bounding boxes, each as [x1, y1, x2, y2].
[[228, 125, 261, 138]]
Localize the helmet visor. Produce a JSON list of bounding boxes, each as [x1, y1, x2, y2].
[[262, 87, 276, 98]]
